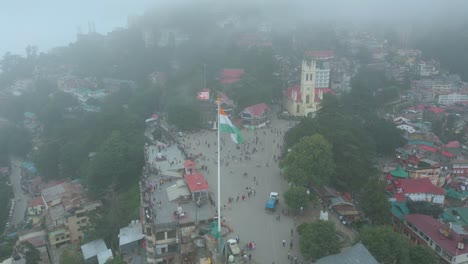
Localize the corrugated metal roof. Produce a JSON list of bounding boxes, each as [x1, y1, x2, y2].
[[166, 180, 191, 201], [315, 243, 378, 264], [81, 239, 108, 260]]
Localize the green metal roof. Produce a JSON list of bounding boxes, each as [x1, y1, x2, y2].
[[442, 207, 468, 226], [445, 188, 468, 201], [407, 139, 434, 147], [391, 201, 410, 220], [390, 165, 408, 178]]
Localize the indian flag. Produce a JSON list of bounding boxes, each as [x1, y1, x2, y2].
[[219, 107, 243, 144]]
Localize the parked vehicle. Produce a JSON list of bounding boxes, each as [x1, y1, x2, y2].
[[265, 192, 279, 212], [226, 239, 241, 256]]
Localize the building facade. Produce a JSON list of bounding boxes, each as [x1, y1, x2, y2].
[[283, 60, 318, 117]]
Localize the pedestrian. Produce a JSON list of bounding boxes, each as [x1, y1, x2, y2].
[[287, 251, 290, 260], [249, 253, 251, 261], [278, 214, 281, 221], [291, 228, 294, 236], [290, 240, 293, 249], [282, 239, 286, 247], [294, 256, 298, 264]]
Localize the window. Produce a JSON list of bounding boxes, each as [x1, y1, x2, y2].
[[156, 231, 165, 240], [55, 237, 59, 241], [306, 95, 310, 104], [296, 105, 300, 113], [167, 230, 177, 239], [306, 74, 309, 81]]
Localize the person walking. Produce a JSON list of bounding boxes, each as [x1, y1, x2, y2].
[[282, 239, 286, 247], [287, 251, 290, 260], [291, 228, 294, 236], [290, 240, 293, 250]]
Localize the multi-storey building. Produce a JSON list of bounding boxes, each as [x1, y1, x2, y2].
[[41, 181, 102, 247], [283, 51, 334, 117], [143, 145, 216, 264], [438, 93, 468, 105], [403, 214, 468, 264]]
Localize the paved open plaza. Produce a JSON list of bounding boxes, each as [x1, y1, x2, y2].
[[181, 113, 302, 263]]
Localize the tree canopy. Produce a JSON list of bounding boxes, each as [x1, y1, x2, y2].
[[298, 220, 341, 260], [360, 225, 438, 264], [359, 178, 391, 226], [281, 134, 335, 187], [284, 186, 309, 210]]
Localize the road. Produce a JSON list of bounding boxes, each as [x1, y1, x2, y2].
[[9, 158, 30, 227], [183, 111, 302, 263]]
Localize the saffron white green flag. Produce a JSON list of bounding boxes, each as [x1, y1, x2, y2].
[[219, 107, 243, 144]]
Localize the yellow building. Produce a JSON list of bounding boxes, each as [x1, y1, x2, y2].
[[408, 167, 441, 186], [283, 58, 334, 117], [27, 197, 46, 224], [65, 201, 102, 243], [48, 228, 71, 248]]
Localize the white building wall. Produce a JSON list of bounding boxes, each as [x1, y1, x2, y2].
[[438, 94, 468, 105], [407, 193, 444, 204]]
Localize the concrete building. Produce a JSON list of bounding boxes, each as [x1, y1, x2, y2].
[[81, 239, 111, 264], [408, 166, 441, 186], [119, 220, 145, 254], [438, 93, 468, 105], [42, 181, 102, 246], [283, 51, 335, 117], [143, 147, 216, 264], [314, 243, 378, 264], [403, 214, 468, 264], [396, 124, 416, 134]]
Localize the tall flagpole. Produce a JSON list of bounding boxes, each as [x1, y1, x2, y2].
[[216, 96, 221, 233]]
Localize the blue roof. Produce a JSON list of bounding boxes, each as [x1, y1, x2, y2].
[[24, 112, 36, 119], [21, 162, 38, 174]]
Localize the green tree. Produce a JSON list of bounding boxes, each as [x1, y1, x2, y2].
[[284, 186, 309, 211], [59, 248, 84, 264], [85, 130, 143, 194], [34, 141, 60, 179], [281, 134, 335, 187], [22, 242, 41, 264], [360, 226, 411, 264], [409, 245, 438, 264], [105, 255, 125, 264], [359, 178, 391, 225], [365, 117, 404, 155], [166, 101, 202, 131], [298, 220, 340, 260]]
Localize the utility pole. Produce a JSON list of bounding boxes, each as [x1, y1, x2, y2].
[[204, 63, 207, 88]]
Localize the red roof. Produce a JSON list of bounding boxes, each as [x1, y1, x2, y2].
[[220, 69, 244, 85], [29, 196, 45, 207], [393, 178, 445, 201], [243, 103, 270, 117], [221, 69, 244, 77], [405, 214, 468, 256], [444, 141, 460, 149], [407, 104, 427, 110], [420, 145, 437, 153], [441, 150, 455, 157], [315, 88, 335, 95], [0, 167, 9, 174], [304, 50, 334, 59], [427, 107, 445, 114], [183, 160, 196, 168], [184, 173, 209, 192], [284, 85, 301, 102]]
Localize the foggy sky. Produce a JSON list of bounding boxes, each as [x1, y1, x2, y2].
[[0, 0, 156, 56], [1, 0, 466, 56]]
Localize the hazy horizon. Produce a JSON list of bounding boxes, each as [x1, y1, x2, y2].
[[2, 0, 467, 57], [0, 0, 156, 56]]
